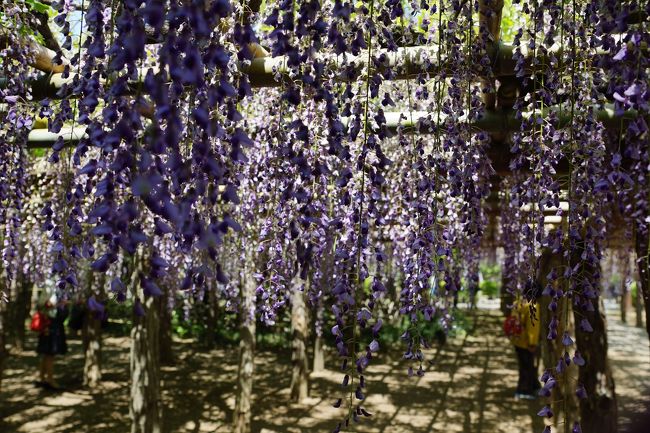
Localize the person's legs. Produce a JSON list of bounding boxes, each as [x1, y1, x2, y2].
[[526, 353, 540, 394], [39, 356, 46, 382], [515, 347, 527, 394], [518, 348, 538, 395], [44, 355, 55, 385]]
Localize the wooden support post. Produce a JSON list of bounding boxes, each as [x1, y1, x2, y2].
[[500, 270, 515, 316], [570, 243, 617, 433], [537, 250, 579, 430], [158, 285, 174, 366], [129, 253, 162, 433], [82, 269, 106, 388], [478, 0, 505, 110], [83, 310, 103, 388], [234, 272, 256, 433], [619, 250, 631, 324], [7, 272, 30, 351], [635, 248, 644, 329], [203, 278, 218, 349], [130, 295, 162, 433], [312, 303, 325, 373], [290, 283, 309, 402]]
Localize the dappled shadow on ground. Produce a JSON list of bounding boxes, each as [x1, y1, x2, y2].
[[1, 308, 648, 432]]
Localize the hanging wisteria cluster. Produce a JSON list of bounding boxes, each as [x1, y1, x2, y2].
[[1, 0, 649, 431]]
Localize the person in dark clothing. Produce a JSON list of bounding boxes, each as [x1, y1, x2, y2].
[[36, 301, 68, 390]]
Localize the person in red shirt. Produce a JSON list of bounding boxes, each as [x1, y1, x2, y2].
[[34, 294, 68, 391]]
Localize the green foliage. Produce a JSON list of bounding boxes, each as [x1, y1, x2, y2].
[[326, 308, 472, 351], [0, 1, 55, 48], [479, 280, 499, 299], [455, 286, 471, 304], [25, 0, 52, 14], [168, 298, 294, 349], [104, 300, 134, 335], [609, 273, 622, 288], [500, 0, 527, 42], [479, 263, 501, 299], [171, 309, 203, 339], [29, 148, 48, 158]]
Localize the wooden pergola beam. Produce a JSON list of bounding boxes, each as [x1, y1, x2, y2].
[[479, 0, 505, 42], [0, 32, 68, 75], [478, 0, 505, 110], [5, 40, 631, 99], [24, 103, 640, 147]]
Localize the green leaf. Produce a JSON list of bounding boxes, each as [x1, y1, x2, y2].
[[25, 0, 52, 14], [29, 148, 48, 158]]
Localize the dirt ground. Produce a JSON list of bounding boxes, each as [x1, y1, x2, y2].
[[1, 303, 648, 433]]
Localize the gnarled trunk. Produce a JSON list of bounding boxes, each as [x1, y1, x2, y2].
[[500, 272, 515, 316], [158, 285, 173, 366], [312, 303, 324, 373], [83, 270, 105, 388], [233, 276, 256, 433], [635, 278, 644, 328], [130, 295, 161, 433], [619, 251, 631, 324], [0, 294, 7, 393], [203, 280, 218, 348], [573, 298, 617, 433], [538, 250, 579, 430], [129, 251, 161, 433], [290, 284, 309, 402], [7, 274, 30, 351], [570, 245, 617, 433], [83, 310, 102, 388]]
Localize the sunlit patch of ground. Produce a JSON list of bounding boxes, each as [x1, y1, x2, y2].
[[1, 303, 648, 432], [604, 300, 650, 431]]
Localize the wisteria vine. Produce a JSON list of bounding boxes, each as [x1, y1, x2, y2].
[[0, 1, 648, 432]]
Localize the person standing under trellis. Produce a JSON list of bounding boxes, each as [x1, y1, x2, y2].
[[504, 290, 541, 400], [33, 289, 69, 391]]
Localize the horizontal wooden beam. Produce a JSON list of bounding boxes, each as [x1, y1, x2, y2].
[[0, 32, 68, 75], [24, 103, 636, 148], [6, 41, 631, 99], [24, 103, 640, 148]]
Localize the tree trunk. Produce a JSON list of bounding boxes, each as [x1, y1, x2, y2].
[[569, 239, 617, 433], [573, 297, 617, 433], [635, 227, 650, 342], [290, 285, 309, 402], [619, 252, 631, 324], [233, 277, 256, 433], [130, 295, 162, 433], [158, 285, 174, 366], [83, 310, 103, 388], [0, 294, 7, 393], [312, 303, 324, 373], [500, 272, 515, 316], [635, 280, 644, 328], [204, 280, 218, 348], [621, 285, 631, 324], [129, 249, 162, 433], [537, 251, 580, 430], [83, 270, 105, 388], [7, 274, 30, 351]]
